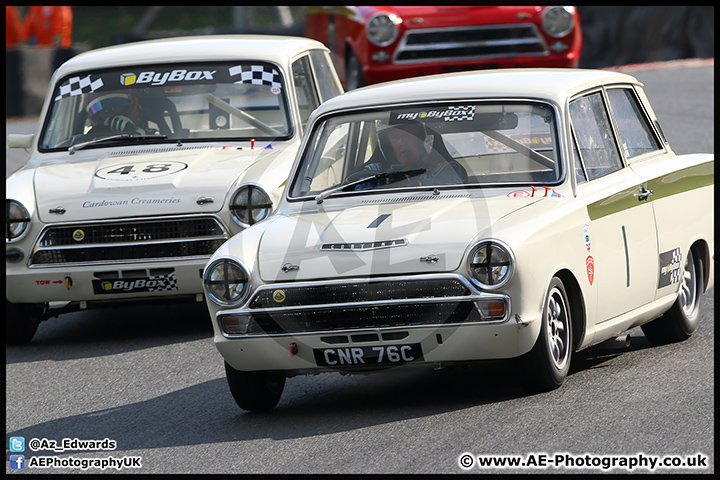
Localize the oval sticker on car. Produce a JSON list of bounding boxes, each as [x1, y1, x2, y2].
[[95, 161, 188, 181]]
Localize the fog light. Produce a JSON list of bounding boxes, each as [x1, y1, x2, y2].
[[550, 41, 568, 53], [475, 300, 506, 319], [230, 185, 272, 228], [204, 258, 250, 306], [468, 240, 515, 290], [6, 200, 31, 241], [371, 50, 390, 63], [220, 314, 252, 334]]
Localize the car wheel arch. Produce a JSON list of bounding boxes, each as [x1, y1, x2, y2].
[[690, 239, 711, 294], [553, 268, 586, 352], [641, 240, 707, 344]]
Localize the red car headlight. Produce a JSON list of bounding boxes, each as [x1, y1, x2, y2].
[[366, 13, 400, 47], [542, 6, 576, 38]]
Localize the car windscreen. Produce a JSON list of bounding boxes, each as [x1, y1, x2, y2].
[[289, 101, 562, 199], [39, 62, 292, 151]]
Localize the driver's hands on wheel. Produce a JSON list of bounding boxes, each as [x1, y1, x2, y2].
[[104, 115, 146, 135]]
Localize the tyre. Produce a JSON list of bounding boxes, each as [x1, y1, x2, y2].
[[642, 247, 704, 344], [346, 49, 365, 90], [5, 301, 45, 344], [522, 277, 573, 391], [224, 362, 286, 412]]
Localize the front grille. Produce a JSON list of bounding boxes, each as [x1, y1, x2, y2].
[[31, 216, 228, 266], [243, 276, 485, 334], [250, 278, 470, 308], [394, 24, 548, 64], [248, 302, 479, 335]]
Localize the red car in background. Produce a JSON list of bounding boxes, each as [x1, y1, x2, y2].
[[305, 6, 582, 89]]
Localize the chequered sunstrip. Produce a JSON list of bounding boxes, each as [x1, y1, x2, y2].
[[228, 65, 281, 88], [54, 75, 104, 101], [444, 105, 475, 121]]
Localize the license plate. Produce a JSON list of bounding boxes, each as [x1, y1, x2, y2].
[[314, 343, 424, 367]]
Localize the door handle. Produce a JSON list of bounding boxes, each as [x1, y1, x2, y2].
[[634, 185, 653, 201]]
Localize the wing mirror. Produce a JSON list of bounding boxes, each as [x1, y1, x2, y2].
[[7, 134, 34, 149]]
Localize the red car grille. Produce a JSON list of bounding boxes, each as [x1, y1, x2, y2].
[[394, 24, 548, 64]]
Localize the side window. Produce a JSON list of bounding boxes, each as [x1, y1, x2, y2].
[[309, 50, 343, 102], [607, 88, 662, 161], [292, 56, 321, 129], [40, 95, 83, 149], [307, 122, 349, 193], [569, 92, 623, 180]]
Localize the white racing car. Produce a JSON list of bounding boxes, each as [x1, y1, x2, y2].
[[5, 35, 343, 343], [203, 68, 713, 411]]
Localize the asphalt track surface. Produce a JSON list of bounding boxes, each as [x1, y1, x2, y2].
[[5, 60, 714, 474]]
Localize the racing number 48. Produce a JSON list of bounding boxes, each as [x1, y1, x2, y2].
[[105, 164, 173, 175]]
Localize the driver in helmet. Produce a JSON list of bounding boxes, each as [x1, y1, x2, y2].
[[355, 121, 465, 187], [83, 91, 147, 137]]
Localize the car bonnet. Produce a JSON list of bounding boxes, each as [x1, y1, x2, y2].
[[32, 145, 287, 223], [256, 194, 541, 282]]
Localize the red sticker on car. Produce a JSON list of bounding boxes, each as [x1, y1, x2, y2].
[[507, 190, 530, 198], [586, 256, 594, 285]]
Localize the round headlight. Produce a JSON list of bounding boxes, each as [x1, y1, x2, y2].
[[6, 200, 31, 242], [542, 6, 575, 38], [230, 185, 272, 228], [366, 13, 399, 47], [468, 240, 515, 290], [204, 258, 251, 306]]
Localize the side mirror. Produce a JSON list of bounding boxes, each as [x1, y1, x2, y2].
[[7, 134, 34, 149]]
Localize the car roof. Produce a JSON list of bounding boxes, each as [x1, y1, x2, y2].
[[312, 68, 642, 116], [53, 35, 328, 79]]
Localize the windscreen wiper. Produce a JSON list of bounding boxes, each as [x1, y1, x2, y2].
[[315, 168, 426, 204], [69, 133, 168, 154]]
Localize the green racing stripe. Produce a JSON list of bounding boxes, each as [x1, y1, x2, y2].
[[587, 161, 713, 220], [645, 161, 714, 201]]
